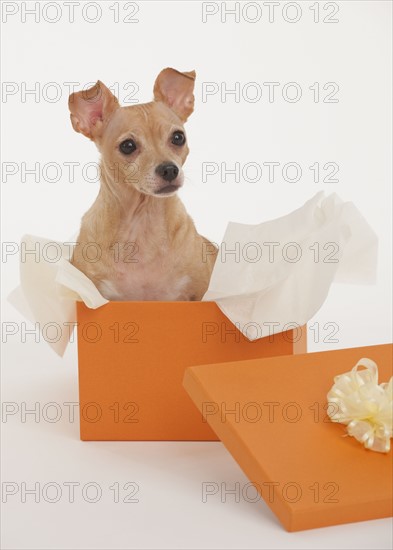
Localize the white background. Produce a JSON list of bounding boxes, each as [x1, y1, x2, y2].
[[1, 1, 392, 549]]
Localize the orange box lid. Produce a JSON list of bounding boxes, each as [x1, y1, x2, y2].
[[183, 343, 393, 531]]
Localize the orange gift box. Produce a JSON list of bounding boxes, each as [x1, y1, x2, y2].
[[183, 343, 393, 531], [76, 301, 306, 441]]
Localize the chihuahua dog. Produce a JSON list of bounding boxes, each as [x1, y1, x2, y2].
[[68, 68, 217, 301]]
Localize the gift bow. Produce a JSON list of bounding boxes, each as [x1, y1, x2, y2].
[[327, 358, 392, 453]]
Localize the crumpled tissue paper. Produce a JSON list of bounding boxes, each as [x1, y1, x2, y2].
[[202, 191, 378, 339], [8, 192, 377, 356]]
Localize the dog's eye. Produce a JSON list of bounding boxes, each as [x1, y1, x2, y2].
[[119, 139, 137, 155], [171, 131, 186, 146]]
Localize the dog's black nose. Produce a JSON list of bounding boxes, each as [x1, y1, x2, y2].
[[156, 163, 179, 182]]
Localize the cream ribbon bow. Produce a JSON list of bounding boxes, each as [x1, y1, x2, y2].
[[327, 358, 392, 453]]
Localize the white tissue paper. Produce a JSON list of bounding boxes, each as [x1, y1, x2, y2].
[[8, 235, 108, 356], [202, 192, 377, 339], [8, 192, 377, 356]]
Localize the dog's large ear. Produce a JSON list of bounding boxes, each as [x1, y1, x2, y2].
[[153, 68, 196, 122], [68, 81, 119, 140]]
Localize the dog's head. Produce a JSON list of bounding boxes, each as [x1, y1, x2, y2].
[[68, 68, 195, 197]]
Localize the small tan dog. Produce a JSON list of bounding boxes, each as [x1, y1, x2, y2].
[[68, 68, 217, 301]]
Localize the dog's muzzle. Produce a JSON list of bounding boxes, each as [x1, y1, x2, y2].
[[154, 162, 181, 195], [155, 162, 179, 182]]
